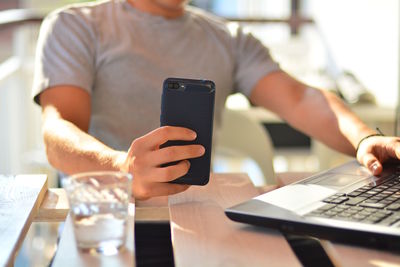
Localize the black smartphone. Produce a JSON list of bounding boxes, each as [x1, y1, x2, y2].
[[160, 77, 215, 185]]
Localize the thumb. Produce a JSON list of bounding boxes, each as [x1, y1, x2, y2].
[[361, 153, 383, 175]]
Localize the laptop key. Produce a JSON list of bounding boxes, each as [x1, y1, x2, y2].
[[337, 204, 350, 210], [364, 199, 379, 204], [380, 199, 393, 205], [333, 193, 345, 197], [379, 217, 400, 226], [359, 210, 374, 216], [329, 199, 345, 204], [360, 192, 375, 198], [387, 203, 400, 211], [360, 202, 387, 209], [363, 217, 381, 224], [324, 210, 338, 217], [332, 207, 345, 213], [381, 189, 394, 196], [352, 214, 367, 221], [360, 185, 375, 190], [376, 210, 393, 216], [348, 206, 363, 211], [347, 190, 364, 197], [345, 197, 367, 206], [323, 197, 336, 203], [337, 212, 353, 218], [323, 196, 349, 204], [372, 212, 390, 219], [335, 197, 349, 203], [385, 196, 397, 202], [345, 209, 358, 215], [318, 204, 336, 211]]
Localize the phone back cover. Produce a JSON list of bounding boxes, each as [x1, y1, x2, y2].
[[160, 78, 215, 185]]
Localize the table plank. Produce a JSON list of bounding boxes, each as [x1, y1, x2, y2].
[[0, 174, 47, 267], [321, 240, 400, 267], [35, 189, 169, 223], [136, 196, 169, 222], [35, 188, 69, 222], [169, 173, 301, 267], [52, 203, 135, 267]]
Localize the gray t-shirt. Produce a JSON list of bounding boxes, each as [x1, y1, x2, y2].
[[32, 0, 280, 151]]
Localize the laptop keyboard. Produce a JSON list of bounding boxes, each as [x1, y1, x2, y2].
[[306, 172, 400, 226]]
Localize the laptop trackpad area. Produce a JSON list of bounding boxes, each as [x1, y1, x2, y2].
[[255, 184, 336, 211], [301, 173, 368, 188]]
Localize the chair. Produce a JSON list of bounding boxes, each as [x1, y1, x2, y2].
[[214, 108, 276, 185]]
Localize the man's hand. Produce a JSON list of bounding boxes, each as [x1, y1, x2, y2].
[[121, 126, 205, 200], [356, 136, 400, 175], [40, 86, 205, 200]]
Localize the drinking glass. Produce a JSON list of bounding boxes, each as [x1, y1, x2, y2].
[[63, 171, 132, 255]]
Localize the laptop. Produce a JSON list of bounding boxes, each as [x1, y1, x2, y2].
[[225, 160, 400, 251]]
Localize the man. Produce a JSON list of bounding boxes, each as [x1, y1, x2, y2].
[[33, 0, 400, 200]]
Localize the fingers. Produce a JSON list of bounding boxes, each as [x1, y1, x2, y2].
[[133, 142, 204, 181], [125, 126, 201, 199], [149, 144, 205, 166], [131, 126, 197, 154], [361, 152, 383, 175], [133, 181, 190, 200], [155, 160, 191, 182], [389, 140, 400, 160], [131, 160, 192, 199], [137, 160, 192, 182]]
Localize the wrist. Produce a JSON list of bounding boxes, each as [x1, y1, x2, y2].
[[112, 151, 129, 172], [355, 128, 385, 155]]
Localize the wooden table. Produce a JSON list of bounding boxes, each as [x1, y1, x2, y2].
[[49, 173, 301, 267], [51, 206, 135, 267], [0, 174, 47, 267], [321, 240, 400, 267], [169, 173, 300, 267], [5, 172, 400, 266]]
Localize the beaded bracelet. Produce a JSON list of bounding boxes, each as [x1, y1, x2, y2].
[[355, 127, 384, 154]]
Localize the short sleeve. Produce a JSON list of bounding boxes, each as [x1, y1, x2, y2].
[[32, 9, 96, 105], [232, 25, 281, 97]]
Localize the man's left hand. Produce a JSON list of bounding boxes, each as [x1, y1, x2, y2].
[[356, 136, 400, 175]]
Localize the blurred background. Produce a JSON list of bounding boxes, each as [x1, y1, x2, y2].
[[0, 0, 398, 266]]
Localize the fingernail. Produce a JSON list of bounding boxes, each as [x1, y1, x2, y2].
[[199, 146, 205, 154], [191, 132, 197, 139], [372, 163, 379, 174]]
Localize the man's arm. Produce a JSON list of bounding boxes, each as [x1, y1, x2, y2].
[[40, 86, 205, 199], [250, 71, 400, 174], [41, 86, 121, 172]]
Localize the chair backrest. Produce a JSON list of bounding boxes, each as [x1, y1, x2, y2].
[[215, 108, 275, 185]]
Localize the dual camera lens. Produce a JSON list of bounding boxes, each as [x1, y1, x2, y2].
[[168, 82, 181, 90]]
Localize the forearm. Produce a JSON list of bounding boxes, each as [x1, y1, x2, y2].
[[252, 72, 397, 175], [285, 87, 375, 156], [42, 115, 126, 175]]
